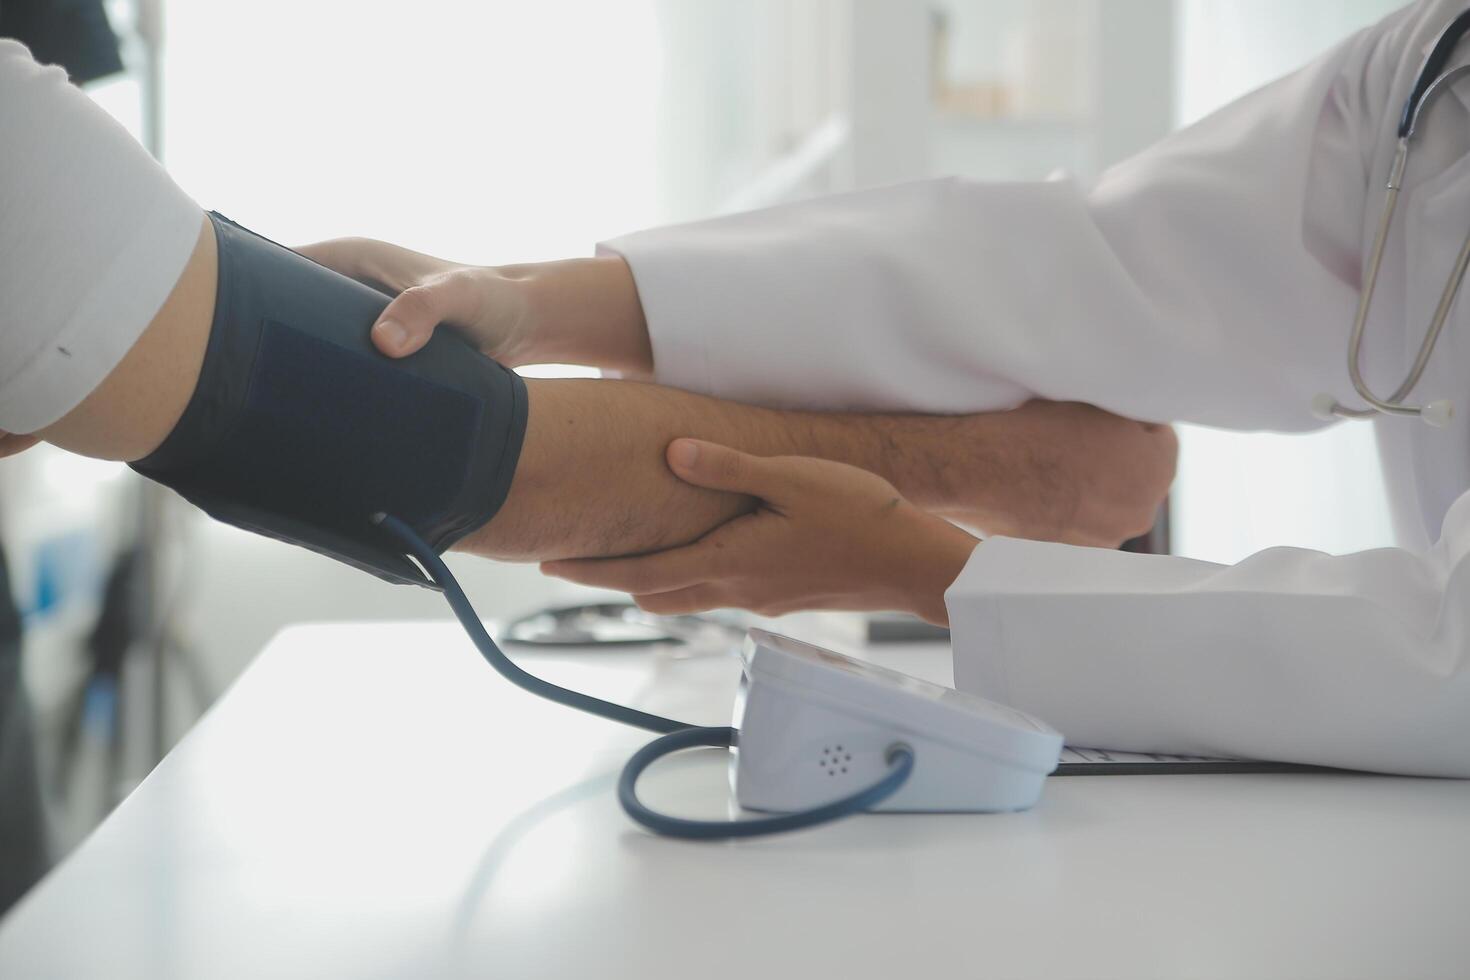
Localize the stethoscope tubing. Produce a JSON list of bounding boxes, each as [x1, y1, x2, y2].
[[1324, 10, 1470, 425]]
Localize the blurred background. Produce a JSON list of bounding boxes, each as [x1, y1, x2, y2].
[[3, 0, 1405, 863]]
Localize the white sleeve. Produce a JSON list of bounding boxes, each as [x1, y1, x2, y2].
[[600, 1, 1437, 432], [0, 41, 201, 434], [947, 482, 1470, 778]]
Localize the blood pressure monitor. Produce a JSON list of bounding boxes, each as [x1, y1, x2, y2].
[[732, 629, 1063, 813]]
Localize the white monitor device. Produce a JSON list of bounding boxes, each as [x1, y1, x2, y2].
[[732, 628, 1063, 813]]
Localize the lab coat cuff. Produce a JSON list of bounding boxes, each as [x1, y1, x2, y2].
[[943, 537, 1163, 713], [595, 238, 714, 396], [942, 536, 1069, 705], [943, 537, 1249, 757]]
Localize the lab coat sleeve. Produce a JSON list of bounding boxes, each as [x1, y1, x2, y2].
[[599, 1, 1443, 432], [947, 486, 1470, 777]]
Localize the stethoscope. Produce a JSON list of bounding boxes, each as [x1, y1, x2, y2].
[[1313, 8, 1470, 428]]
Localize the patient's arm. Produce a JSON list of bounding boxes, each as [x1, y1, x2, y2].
[[37, 219, 1173, 563], [9, 36, 1170, 565], [37, 215, 218, 461], [482, 380, 1173, 561]]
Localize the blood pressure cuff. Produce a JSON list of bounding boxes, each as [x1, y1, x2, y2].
[[131, 212, 528, 588]]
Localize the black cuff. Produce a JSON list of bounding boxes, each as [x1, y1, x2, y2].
[[132, 212, 528, 588]]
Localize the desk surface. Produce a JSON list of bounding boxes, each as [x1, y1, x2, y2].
[[2, 621, 1468, 980]]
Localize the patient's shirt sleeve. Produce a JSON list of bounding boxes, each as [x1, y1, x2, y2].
[[0, 40, 201, 434]]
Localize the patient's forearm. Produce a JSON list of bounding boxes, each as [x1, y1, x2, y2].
[[461, 380, 759, 561], [458, 380, 1176, 562], [817, 400, 1176, 547]]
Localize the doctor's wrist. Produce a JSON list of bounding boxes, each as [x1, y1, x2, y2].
[[519, 255, 653, 376], [894, 517, 979, 627]]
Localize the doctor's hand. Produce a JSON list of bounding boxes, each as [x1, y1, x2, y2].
[[297, 238, 652, 375], [541, 439, 980, 626], [296, 237, 535, 364]]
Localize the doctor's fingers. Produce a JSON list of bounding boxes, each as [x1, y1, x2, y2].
[[634, 583, 803, 619], [296, 237, 449, 295], [368, 270, 495, 357], [665, 439, 801, 500], [296, 238, 472, 357], [632, 585, 730, 618], [541, 540, 730, 595]]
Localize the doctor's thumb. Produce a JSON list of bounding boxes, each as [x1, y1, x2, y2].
[[666, 439, 780, 498], [370, 276, 476, 358]]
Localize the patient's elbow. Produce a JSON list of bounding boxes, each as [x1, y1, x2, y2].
[[1115, 422, 1178, 541], [1064, 419, 1178, 549]]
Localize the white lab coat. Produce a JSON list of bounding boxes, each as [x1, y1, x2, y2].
[[601, 0, 1470, 777]]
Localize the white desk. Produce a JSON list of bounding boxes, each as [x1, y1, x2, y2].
[[2, 622, 1468, 979]]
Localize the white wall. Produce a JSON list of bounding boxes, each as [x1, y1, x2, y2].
[[163, 1, 664, 261], [1175, 0, 1404, 125], [1169, 0, 1403, 564]]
